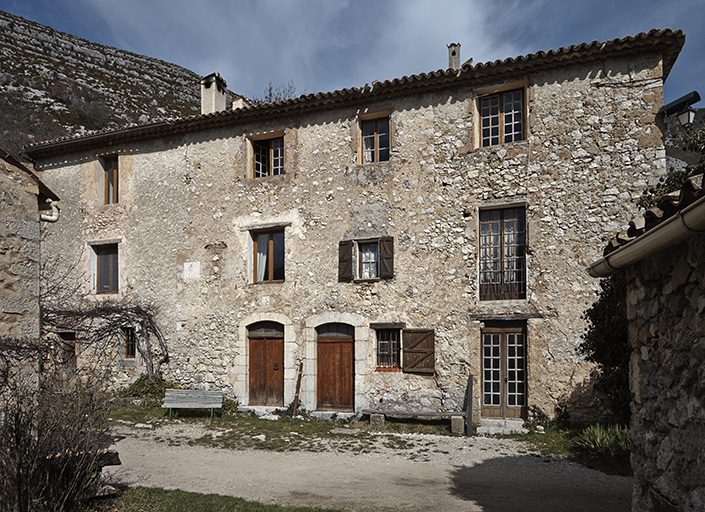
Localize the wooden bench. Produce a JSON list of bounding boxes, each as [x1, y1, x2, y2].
[[361, 409, 468, 435], [162, 389, 224, 422]]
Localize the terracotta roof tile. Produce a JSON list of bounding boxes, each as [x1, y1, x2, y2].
[[603, 174, 705, 256]]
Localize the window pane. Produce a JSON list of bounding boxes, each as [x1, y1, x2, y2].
[[272, 231, 285, 280]]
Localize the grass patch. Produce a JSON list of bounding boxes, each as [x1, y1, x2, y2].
[[82, 486, 344, 512], [523, 424, 632, 476]]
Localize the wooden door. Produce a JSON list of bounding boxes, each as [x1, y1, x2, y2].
[[317, 338, 354, 411], [249, 338, 284, 406], [481, 327, 527, 419]]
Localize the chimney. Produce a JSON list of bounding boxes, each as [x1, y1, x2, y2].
[[200, 73, 227, 115], [447, 43, 461, 71]]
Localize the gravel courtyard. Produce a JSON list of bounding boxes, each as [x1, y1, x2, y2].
[[104, 422, 633, 512]]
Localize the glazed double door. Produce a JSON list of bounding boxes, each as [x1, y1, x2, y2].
[[481, 329, 527, 419]]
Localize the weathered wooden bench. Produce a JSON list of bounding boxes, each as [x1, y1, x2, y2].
[[162, 389, 223, 422], [361, 409, 468, 435]]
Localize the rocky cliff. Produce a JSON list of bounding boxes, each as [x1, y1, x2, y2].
[[0, 10, 202, 157]]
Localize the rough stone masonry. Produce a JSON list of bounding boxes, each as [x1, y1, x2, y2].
[[26, 30, 683, 424]]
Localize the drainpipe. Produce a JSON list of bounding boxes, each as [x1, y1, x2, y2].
[[40, 199, 60, 223], [588, 194, 705, 277]]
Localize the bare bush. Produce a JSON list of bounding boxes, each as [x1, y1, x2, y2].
[[0, 342, 112, 512]]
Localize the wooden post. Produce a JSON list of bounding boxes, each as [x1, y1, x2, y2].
[[292, 359, 304, 417], [466, 373, 473, 437]]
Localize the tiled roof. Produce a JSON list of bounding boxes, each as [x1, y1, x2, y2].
[[22, 29, 685, 159], [603, 174, 705, 256]]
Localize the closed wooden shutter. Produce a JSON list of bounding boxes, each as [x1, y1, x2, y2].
[[379, 236, 394, 279], [403, 329, 434, 374], [338, 240, 353, 282]]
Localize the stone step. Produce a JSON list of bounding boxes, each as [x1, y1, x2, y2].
[[476, 418, 528, 435]]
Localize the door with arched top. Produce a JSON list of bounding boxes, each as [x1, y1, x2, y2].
[[248, 321, 284, 406], [316, 323, 354, 411]]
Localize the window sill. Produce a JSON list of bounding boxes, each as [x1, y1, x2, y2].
[[353, 278, 380, 284], [375, 367, 402, 372], [251, 280, 285, 285]]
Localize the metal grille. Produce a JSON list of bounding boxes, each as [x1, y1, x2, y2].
[[483, 333, 501, 406], [507, 333, 526, 406], [479, 207, 526, 300], [377, 329, 400, 367]]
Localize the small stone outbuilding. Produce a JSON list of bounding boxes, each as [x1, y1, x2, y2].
[[0, 149, 59, 341], [589, 174, 705, 511]]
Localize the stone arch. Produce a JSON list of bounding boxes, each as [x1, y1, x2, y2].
[[302, 312, 369, 412], [235, 312, 296, 408]]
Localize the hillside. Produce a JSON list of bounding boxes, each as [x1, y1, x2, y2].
[[0, 10, 203, 157]]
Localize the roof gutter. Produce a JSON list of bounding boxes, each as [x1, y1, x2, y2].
[[588, 194, 705, 278]]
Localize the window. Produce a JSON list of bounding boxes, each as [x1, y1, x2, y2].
[[95, 244, 118, 293], [103, 156, 118, 204], [480, 90, 523, 147], [123, 327, 136, 358], [253, 229, 285, 283], [338, 237, 393, 282], [253, 138, 284, 177], [372, 325, 435, 374], [361, 117, 390, 163], [479, 207, 526, 300]]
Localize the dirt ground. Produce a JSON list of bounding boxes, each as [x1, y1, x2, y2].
[[104, 422, 634, 512]]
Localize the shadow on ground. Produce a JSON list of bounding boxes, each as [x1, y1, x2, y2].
[[448, 453, 633, 512]]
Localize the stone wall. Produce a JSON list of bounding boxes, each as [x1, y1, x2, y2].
[[628, 233, 705, 511], [36, 50, 668, 421], [0, 157, 42, 340]]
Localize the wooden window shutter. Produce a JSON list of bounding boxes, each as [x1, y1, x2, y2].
[[338, 240, 353, 282], [403, 329, 434, 374], [379, 236, 394, 279]]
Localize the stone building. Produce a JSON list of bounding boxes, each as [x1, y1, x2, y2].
[[23, 29, 684, 425], [589, 174, 705, 512], [0, 149, 59, 340]]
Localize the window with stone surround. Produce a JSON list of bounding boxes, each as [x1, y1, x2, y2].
[[103, 156, 118, 204], [479, 207, 526, 300], [338, 237, 394, 282], [253, 137, 284, 178], [480, 89, 524, 147], [253, 229, 285, 283]]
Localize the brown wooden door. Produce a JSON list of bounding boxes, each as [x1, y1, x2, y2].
[[317, 338, 354, 411], [481, 327, 527, 419], [249, 338, 284, 406]]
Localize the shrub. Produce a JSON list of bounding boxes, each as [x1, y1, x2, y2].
[[573, 423, 631, 459], [119, 374, 182, 400], [0, 366, 111, 511]]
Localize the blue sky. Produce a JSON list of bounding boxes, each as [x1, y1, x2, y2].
[[1, 0, 703, 105]]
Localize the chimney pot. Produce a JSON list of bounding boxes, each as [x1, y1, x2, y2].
[[447, 43, 461, 71], [200, 73, 228, 115]]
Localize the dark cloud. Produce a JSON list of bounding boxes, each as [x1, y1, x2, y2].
[[0, 0, 702, 102]]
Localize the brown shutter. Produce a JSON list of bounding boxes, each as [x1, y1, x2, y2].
[[338, 240, 353, 282], [403, 329, 434, 374], [379, 236, 394, 279]]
